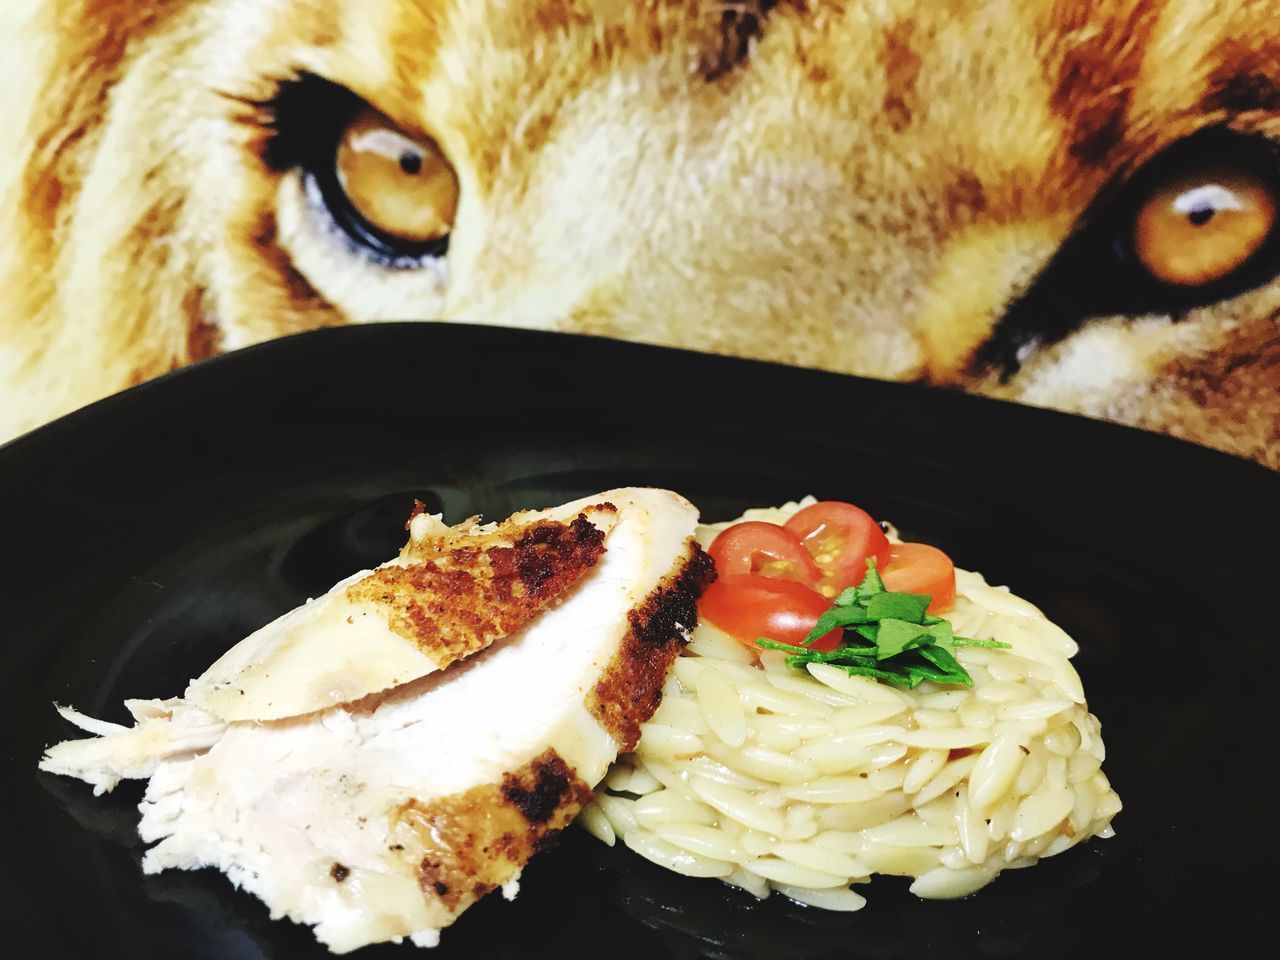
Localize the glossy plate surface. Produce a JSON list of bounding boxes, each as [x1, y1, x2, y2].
[[3, 324, 1275, 958]]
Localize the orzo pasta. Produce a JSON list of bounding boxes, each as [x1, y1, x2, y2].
[[581, 500, 1120, 909]]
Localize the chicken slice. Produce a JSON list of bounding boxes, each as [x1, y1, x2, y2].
[[39, 487, 715, 952], [187, 498, 619, 722], [39, 699, 227, 796]]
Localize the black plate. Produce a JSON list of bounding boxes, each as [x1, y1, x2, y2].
[[3, 324, 1276, 959]]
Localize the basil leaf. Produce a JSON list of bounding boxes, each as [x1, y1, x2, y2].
[[903, 658, 970, 686], [797, 647, 877, 666], [853, 623, 880, 644], [833, 587, 861, 607], [760, 639, 879, 670], [755, 637, 809, 655], [918, 643, 968, 677], [854, 560, 885, 600], [952, 636, 1012, 649], [874, 619, 933, 660], [925, 620, 954, 649], [866, 592, 932, 623], [803, 605, 874, 646]]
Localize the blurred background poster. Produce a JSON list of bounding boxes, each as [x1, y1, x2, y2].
[[1, 0, 1276, 467]]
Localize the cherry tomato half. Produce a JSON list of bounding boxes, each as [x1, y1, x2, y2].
[[698, 573, 843, 652], [708, 521, 822, 586], [880, 542, 957, 613], [784, 501, 891, 594]]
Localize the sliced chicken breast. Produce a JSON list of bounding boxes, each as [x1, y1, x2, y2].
[[39, 487, 714, 952], [188, 498, 620, 723]]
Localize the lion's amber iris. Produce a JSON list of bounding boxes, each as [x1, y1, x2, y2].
[[1134, 168, 1275, 287], [335, 107, 458, 245]]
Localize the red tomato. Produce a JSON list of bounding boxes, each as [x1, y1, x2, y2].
[[881, 543, 957, 613], [699, 573, 843, 652], [708, 521, 822, 586], [784, 501, 891, 594]]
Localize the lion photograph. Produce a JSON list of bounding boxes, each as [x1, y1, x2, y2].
[[1, 0, 1277, 466]]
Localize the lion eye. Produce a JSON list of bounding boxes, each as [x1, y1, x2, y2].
[[332, 106, 458, 253], [1134, 167, 1276, 287], [259, 75, 459, 266], [973, 128, 1280, 380]]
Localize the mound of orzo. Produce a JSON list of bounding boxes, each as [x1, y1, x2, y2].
[[579, 501, 1121, 910]]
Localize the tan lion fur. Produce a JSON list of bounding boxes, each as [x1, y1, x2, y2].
[[2, 0, 1278, 465]]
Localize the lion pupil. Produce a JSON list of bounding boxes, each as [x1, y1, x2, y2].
[[399, 151, 423, 176], [1187, 206, 1215, 227]]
